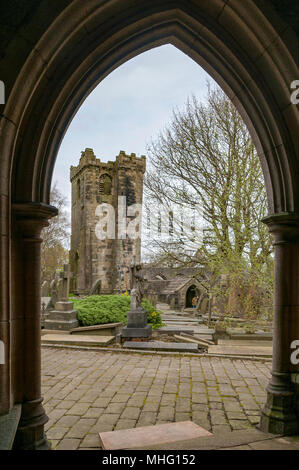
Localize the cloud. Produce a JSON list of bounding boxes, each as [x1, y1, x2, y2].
[[53, 44, 215, 204]]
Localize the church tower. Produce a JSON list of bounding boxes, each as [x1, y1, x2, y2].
[[69, 148, 146, 295]]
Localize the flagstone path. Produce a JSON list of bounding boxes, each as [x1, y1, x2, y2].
[[42, 346, 272, 450]]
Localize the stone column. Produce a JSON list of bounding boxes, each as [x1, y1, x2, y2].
[[259, 214, 299, 434], [12, 203, 57, 449]]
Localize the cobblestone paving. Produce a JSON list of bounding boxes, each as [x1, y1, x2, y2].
[[42, 347, 271, 450]]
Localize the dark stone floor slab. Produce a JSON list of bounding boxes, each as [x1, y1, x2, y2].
[[0, 404, 21, 450], [123, 341, 198, 352]]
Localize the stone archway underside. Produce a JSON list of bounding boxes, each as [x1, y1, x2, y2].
[[0, 0, 298, 448]]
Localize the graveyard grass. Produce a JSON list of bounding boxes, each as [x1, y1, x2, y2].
[[71, 294, 163, 329]]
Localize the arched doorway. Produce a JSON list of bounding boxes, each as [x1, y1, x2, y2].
[[1, 0, 298, 448], [185, 285, 198, 308]]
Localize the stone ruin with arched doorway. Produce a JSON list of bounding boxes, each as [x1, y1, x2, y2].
[[143, 266, 209, 312]]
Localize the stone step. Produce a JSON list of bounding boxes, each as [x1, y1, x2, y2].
[[123, 341, 199, 352], [181, 333, 214, 345], [194, 335, 214, 342], [208, 344, 272, 357], [164, 326, 214, 341], [41, 334, 115, 347], [218, 339, 273, 347], [192, 327, 215, 334], [162, 312, 199, 320], [173, 335, 209, 348], [41, 329, 68, 336], [162, 317, 200, 323], [162, 320, 198, 324], [99, 421, 211, 450], [156, 327, 194, 335], [228, 331, 273, 341], [156, 303, 171, 311], [70, 322, 122, 336]]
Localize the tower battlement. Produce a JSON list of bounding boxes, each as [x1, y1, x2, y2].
[[116, 150, 146, 172], [70, 148, 146, 182]]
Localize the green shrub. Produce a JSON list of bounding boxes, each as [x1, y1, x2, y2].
[[72, 295, 163, 329], [141, 298, 163, 329]]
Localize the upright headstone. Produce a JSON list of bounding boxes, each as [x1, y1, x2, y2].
[[41, 280, 50, 297], [121, 258, 152, 340], [44, 264, 79, 331], [89, 279, 101, 296], [40, 297, 51, 327], [47, 276, 58, 310], [56, 277, 64, 302], [200, 297, 209, 315]]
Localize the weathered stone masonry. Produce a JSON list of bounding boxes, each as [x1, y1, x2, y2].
[[70, 148, 145, 295]]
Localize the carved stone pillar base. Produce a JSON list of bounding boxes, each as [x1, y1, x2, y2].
[[258, 214, 299, 434], [13, 399, 51, 450], [259, 389, 299, 435]]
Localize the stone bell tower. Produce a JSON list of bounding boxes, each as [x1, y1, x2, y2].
[[69, 148, 146, 295]]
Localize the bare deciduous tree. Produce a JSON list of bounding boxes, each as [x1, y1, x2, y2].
[[144, 86, 273, 319], [41, 184, 70, 283]]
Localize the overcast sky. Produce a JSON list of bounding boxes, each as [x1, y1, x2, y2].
[[53, 44, 217, 206]]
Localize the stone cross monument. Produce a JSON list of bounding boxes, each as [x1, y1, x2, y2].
[[121, 257, 152, 340], [44, 264, 79, 331], [59, 264, 73, 301], [129, 259, 144, 310]]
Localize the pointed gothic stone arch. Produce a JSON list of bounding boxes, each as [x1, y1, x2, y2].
[[0, 0, 298, 448]]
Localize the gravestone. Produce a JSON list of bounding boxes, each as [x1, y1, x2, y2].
[[41, 280, 50, 297], [47, 276, 58, 310], [44, 264, 79, 331], [40, 297, 51, 328], [89, 279, 101, 296], [121, 259, 152, 339], [56, 277, 64, 302], [200, 297, 209, 315]]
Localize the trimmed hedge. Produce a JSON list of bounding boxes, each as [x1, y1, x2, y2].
[[72, 295, 163, 329]]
